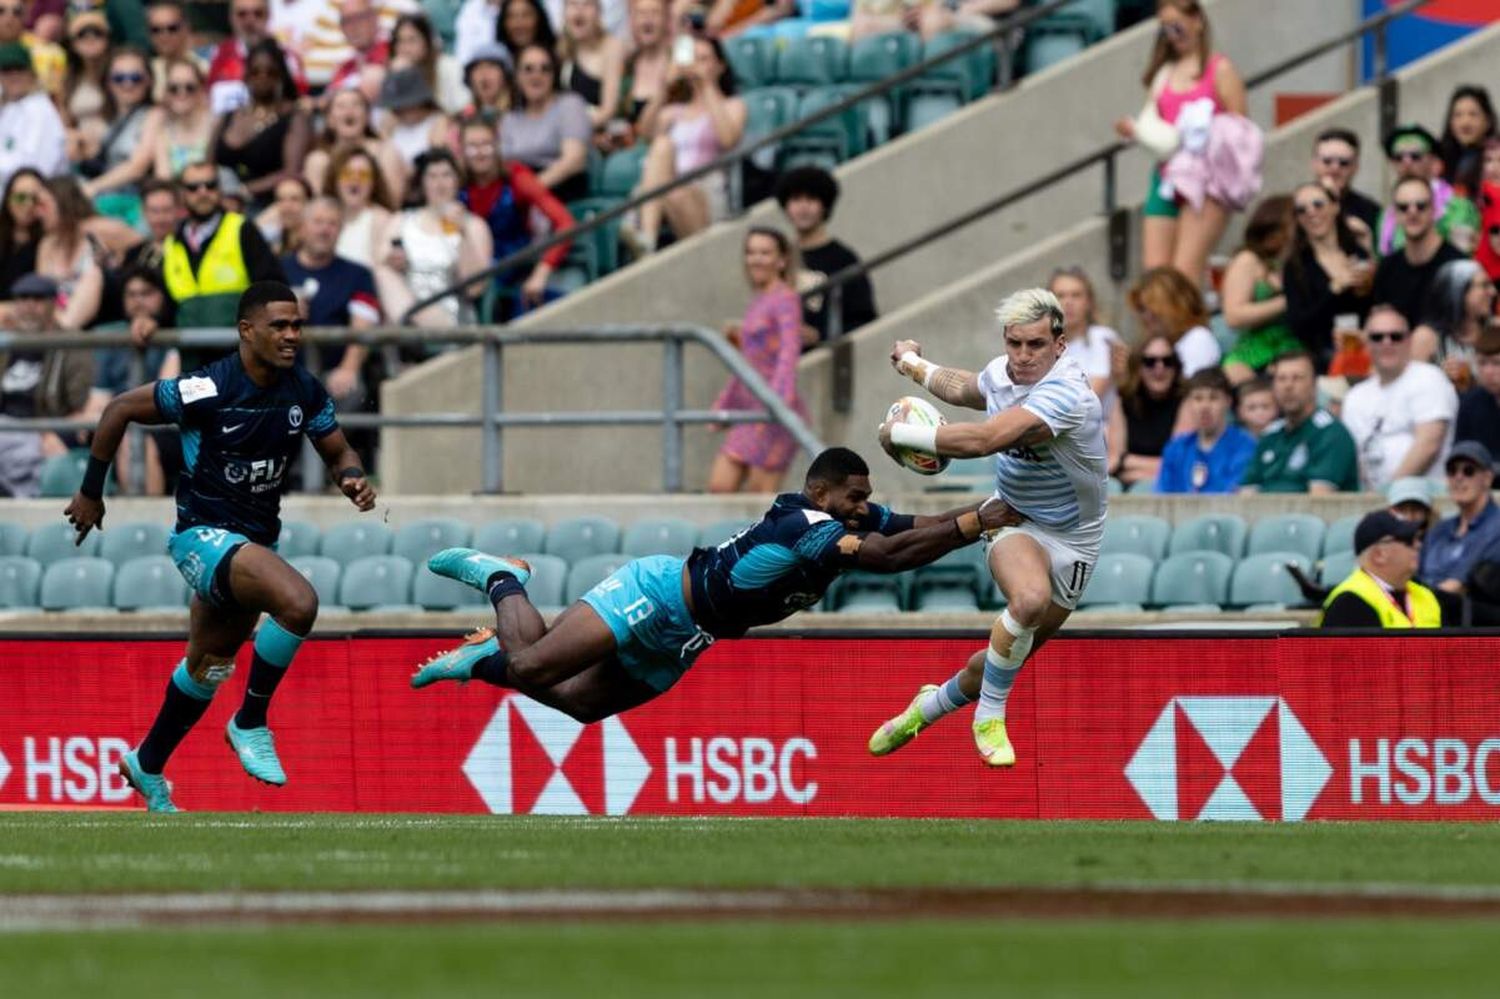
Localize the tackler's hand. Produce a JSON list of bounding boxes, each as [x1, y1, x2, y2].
[[976, 496, 1021, 534], [341, 472, 377, 512]]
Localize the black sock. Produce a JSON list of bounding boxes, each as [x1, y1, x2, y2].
[[470, 651, 512, 687], [137, 679, 213, 774], [233, 653, 287, 729], [487, 574, 525, 606]]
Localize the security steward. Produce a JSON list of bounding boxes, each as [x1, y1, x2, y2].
[[1319, 510, 1441, 628]]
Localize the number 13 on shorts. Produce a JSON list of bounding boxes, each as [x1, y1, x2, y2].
[[622, 596, 655, 626]]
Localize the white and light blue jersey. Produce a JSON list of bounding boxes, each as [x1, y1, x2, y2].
[[976, 353, 1108, 549]]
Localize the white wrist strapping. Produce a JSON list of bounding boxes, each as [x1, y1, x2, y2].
[[890, 422, 939, 454], [899, 351, 936, 389]]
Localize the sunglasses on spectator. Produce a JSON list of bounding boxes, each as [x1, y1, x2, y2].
[[8, 190, 36, 205], [1367, 330, 1407, 343], [1448, 463, 1485, 479], [1294, 198, 1329, 215], [183, 179, 219, 192], [1142, 355, 1179, 369], [1319, 155, 1353, 168], [167, 81, 200, 95], [1395, 199, 1430, 213], [150, 21, 185, 35], [110, 72, 147, 86], [1378, 534, 1420, 548], [71, 26, 107, 41]]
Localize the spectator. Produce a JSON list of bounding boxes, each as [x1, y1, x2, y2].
[[77, 48, 160, 224], [21, 0, 59, 42], [1413, 259, 1495, 389], [115, 264, 175, 496], [1420, 442, 1500, 595], [1318, 510, 1439, 628], [459, 42, 513, 122], [455, 0, 503, 70], [1386, 476, 1439, 532], [0, 1, 64, 98], [145, 2, 205, 103], [559, 0, 624, 136], [496, 0, 556, 64], [1108, 334, 1187, 489], [303, 89, 405, 207], [153, 58, 213, 182], [775, 166, 876, 349], [91, 176, 180, 326], [59, 6, 109, 163], [391, 13, 468, 116], [458, 115, 573, 319], [255, 175, 311, 256], [1155, 366, 1255, 494], [1340, 305, 1456, 491], [206, 0, 308, 112], [1372, 176, 1466, 329], [1127, 266, 1220, 375], [1234, 377, 1275, 438], [324, 145, 394, 269], [1436, 85, 1495, 199], [709, 0, 795, 38], [1283, 180, 1373, 369], [709, 226, 804, 493], [0, 166, 43, 308], [0, 40, 66, 183], [282, 197, 380, 410], [1312, 126, 1380, 237], [1220, 194, 1298, 384], [378, 65, 449, 174], [627, 36, 743, 254], [500, 44, 592, 203], [212, 39, 312, 210], [1239, 350, 1358, 494], [32, 176, 106, 329], [1047, 266, 1118, 409], [618, 0, 671, 132], [328, 0, 390, 106], [1375, 125, 1478, 255], [374, 147, 492, 327], [1453, 329, 1500, 457], [1114, 0, 1246, 286]]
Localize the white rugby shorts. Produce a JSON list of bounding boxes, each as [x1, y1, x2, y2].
[[989, 523, 1099, 612]]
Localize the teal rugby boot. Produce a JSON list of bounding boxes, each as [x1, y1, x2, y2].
[[119, 750, 180, 813], [225, 718, 288, 786], [411, 628, 500, 689], [426, 549, 531, 593]]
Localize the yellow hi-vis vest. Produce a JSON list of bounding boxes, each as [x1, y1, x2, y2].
[[1319, 568, 1442, 628], [162, 213, 251, 302]]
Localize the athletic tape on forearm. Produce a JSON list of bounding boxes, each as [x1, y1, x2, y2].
[[890, 422, 939, 454], [956, 511, 982, 541], [898, 351, 936, 389]]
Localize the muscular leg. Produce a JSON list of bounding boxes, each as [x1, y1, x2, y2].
[[224, 544, 319, 730], [520, 657, 662, 724]]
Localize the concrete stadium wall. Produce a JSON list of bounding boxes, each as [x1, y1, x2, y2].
[[381, 0, 1357, 495]]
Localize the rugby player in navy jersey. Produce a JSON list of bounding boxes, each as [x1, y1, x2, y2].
[[64, 282, 376, 812], [411, 447, 1016, 723]]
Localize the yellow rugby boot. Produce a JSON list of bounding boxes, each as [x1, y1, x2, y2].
[[868, 685, 938, 757], [973, 718, 1017, 767]]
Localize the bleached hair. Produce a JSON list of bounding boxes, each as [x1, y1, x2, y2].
[[995, 288, 1065, 337]]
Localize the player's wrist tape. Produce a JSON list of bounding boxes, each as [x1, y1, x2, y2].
[[337, 467, 363, 481], [79, 456, 110, 500], [956, 511, 982, 541], [890, 422, 939, 454], [898, 351, 936, 389]]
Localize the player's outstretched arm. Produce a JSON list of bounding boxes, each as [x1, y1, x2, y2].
[[889, 339, 984, 410], [312, 429, 376, 512], [852, 498, 1011, 573], [64, 383, 168, 543], [881, 407, 1051, 461]]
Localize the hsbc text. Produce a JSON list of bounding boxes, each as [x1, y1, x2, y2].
[[1349, 738, 1500, 806], [663, 737, 818, 806]]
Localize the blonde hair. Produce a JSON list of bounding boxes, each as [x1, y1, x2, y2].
[[995, 288, 1065, 336]]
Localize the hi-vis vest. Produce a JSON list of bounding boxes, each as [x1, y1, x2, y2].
[[1319, 567, 1441, 628], [162, 214, 250, 302]]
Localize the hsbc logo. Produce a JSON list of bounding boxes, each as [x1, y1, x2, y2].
[[1125, 697, 1332, 822], [463, 697, 650, 815]]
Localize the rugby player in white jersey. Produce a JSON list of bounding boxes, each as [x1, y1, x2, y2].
[[868, 288, 1109, 766]]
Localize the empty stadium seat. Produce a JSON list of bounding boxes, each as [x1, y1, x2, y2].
[[831, 571, 905, 613], [518, 553, 568, 610], [290, 556, 343, 609], [0, 556, 42, 608], [1022, 13, 1099, 74], [38, 450, 114, 498], [782, 87, 867, 167], [1320, 550, 1357, 586], [0, 522, 26, 557], [276, 521, 322, 559], [392, 518, 473, 566], [1150, 551, 1234, 609], [412, 570, 488, 611], [1101, 515, 1170, 561], [565, 196, 624, 278], [698, 519, 751, 548], [1247, 514, 1325, 561], [1228, 552, 1311, 610], [475, 518, 547, 556], [564, 553, 630, 604], [622, 518, 698, 558], [594, 146, 647, 199], [919, 31, 993, 101], [1167, 514, 1247, 558], [1324, 515, 1361, 556], [725, 34, 777, 88], [318, 522, 393, 566], [849, 32, 919, 142], [775, 35, 848, 86], [338, 555, 415, 611], [26, 521, 99, 566], [910, 546, 983, 610], [113, 555, 188, 611], [40, 557, 115, 611], [546, 516, 621, 565], [99, 522, 170, 567], [1078, 553, 1153, 611]]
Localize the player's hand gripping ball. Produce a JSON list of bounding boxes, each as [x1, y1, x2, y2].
[[884, 396, 950, 476]]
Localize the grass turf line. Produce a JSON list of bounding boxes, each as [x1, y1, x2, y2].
[[3, 815, 1500, 893]]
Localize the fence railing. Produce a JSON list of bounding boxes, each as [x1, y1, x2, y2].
[[0, 324, 826, 494]]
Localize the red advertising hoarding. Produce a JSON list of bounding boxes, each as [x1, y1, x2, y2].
[[2, 633, 1498, 820]]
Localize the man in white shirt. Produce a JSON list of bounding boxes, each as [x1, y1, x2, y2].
[[868, 288, 1108, 769], [0, 41, 65, 185], [1341, 304, 1457, 491]]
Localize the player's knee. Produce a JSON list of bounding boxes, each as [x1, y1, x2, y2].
[[1003, 590, 1050, 628], [505, 650, 547, 689], [277, 582, 319, 635]]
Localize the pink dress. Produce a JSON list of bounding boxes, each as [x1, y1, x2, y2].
[[1154, 52, 1224, 124], [714, 284, 805, 472]]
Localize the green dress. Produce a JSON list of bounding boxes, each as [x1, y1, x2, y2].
[[1224, 277, 1301, 372]]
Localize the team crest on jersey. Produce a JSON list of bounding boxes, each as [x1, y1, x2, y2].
[[288, 405, 303, 429], [1288, 444, 1309, 471]]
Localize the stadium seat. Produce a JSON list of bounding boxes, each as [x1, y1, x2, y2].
[[564, 553, 630, 604], [831, 571, 905, 613], [518, 553, 568, 610], [412, 569, 488, 611], [774, 35, 848, 86], [475, 518, 547, 556], [1059, 0, 1118, 38], [698, 519, 751, 548], [276, 521, 322, 559], [290, 556, 343, 609], [1320, 550, 1357, 587], [318, 522, 393, 566], [848, 33, 919, 141], [1324, 514, 1361, 556], [26, 521, 99, 565], [564, 196, 624, 278], [0, 522, 26, 557], [919, 31, 993, 102], [99, 522, 170, 567], [622, 518, 698, 558], [911, 546, 983, 610], [1150, 551, 1234, 609], [725, 34, 777, 88], [1247, 514, 1326, 561], [0, 556, 42, 608], [392, 518, 473, 566], [1229, 552, 1312, 609], [39, 557, 115, 611], [1126, 478, 1156, 494], [546, 516, 621, 565], [742, 85, 799, 137], [1078, 553, 1153, 611], [1101, 515, 1170, 561], [782, 87, 867, 168], [113, 555, 188, 611], [338, 555, 416, 611], [38, 450, 114, 498], [1022, 14, 1097, 74], [593, 145, 647, 199], [1167, 514, 1248, 558]]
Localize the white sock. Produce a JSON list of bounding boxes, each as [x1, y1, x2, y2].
[[917, 672, 973, 724], [974, 610, 1035, 724]]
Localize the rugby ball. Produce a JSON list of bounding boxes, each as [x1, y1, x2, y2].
[[886, 396, 951, 476]]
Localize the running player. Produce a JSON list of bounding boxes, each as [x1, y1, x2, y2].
[[409, 447, 1015, 722], [868, 288, 1108, 766], [63, 281, 376, 812]]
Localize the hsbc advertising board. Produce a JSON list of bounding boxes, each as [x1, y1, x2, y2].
[[2, 634, 1500, 820]]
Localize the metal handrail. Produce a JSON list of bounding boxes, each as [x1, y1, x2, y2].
[[0, 324, 826, 493], [401, 0, 1083, 321]]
